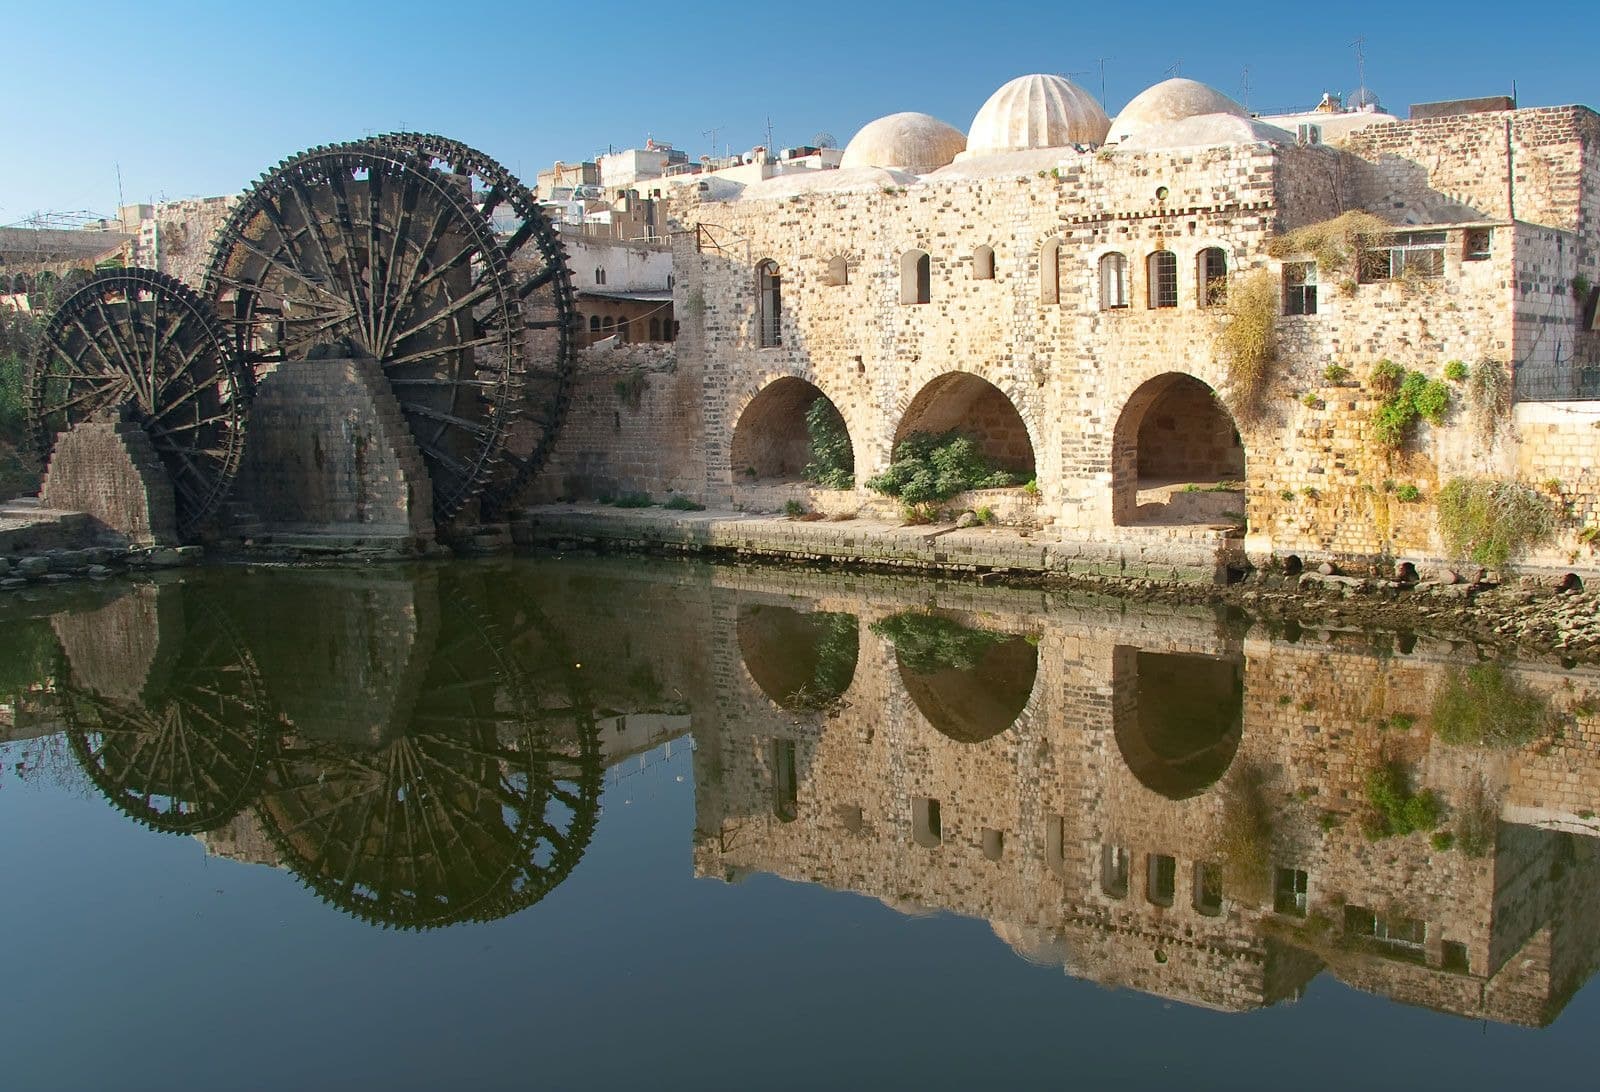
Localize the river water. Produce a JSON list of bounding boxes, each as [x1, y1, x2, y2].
[[1, 558, 1597, 1090]]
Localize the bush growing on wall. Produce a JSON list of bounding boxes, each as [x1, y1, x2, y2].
[[1214, 268, 1277, 419], [865, 430, 1020, 507], [1432, 663, 1553, 749], [1435, 477, 1556, 567]]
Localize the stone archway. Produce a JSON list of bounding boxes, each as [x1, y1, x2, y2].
[[730, 376, 853, 485], [1112, 372, 1244, 526], [895, 372, 1035, 477]]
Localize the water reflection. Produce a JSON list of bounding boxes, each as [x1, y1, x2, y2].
[[9, 559, 1600, 1025], [41, 569, 603, 929]]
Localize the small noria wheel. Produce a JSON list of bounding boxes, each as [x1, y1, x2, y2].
[[25, 268, 249, 539]]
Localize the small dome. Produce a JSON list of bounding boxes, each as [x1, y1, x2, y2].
[[1117, 114, 1295, 152], [1108, 78, 1248, 144], [840, 112, 966, 174], [966, 74, 1110, 155]]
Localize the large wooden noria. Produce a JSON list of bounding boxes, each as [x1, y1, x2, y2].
[[25, 135, 575, 541]]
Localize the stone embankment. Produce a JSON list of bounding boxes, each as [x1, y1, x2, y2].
[[515, 504, 1600, 664]]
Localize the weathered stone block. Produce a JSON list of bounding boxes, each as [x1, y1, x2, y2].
[[39, 420, 178, 547]]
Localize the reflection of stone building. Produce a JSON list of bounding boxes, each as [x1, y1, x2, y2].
[[687, 569, 1600, 1024]]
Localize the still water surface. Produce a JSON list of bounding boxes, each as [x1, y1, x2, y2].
[[1, 558, 1598, 1090]]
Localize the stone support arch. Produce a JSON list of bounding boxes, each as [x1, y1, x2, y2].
[[1111, 371, 1244, 526], [893, 371, 1037, 478], [728, 374, 855, 488]]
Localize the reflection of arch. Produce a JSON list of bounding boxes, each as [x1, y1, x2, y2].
[[254, 575, 601, 929], [60, 586, 276, 835], [737, 604, 859, 711], [874, 611, 1038, 743], [1112, 372, 1244, 526], [895, 372, 1035, 477], [1112, 647, 1243, 800], [730, 376, 853, 484]]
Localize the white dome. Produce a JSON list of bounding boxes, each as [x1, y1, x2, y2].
[[1117, 114, 1295, 152], [966, 74, 1110, 155], [1107, 78, 1248, 144], [840, 111, 966, 174]]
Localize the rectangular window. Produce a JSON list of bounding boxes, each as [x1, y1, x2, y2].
[[1284, 262, 1318, 315], [770, 739, 798, 822], [1146, 854, 1177, 907], [1442, 940, 1469, 972], [1148, 251, 1178, 309], [1100, 844, 1130, 899], [1274, 867, 1309, 916], [1360, 231, 1447, 282], [1193, 862, 1223, 916]]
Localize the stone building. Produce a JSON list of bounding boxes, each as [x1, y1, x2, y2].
[[537, 72, 1600, 577]]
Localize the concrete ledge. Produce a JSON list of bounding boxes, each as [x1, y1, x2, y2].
[[513, 504, 1235, 584]]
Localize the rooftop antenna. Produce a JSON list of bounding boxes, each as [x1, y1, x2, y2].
[[1351, 35, 1368, 101], [703, 124, 724, 160], [1241, 66, 1252, 112], [1166, 58, 1182, 78], [1095, 57, 1114, 105], [763, 116, 774, 153], [115, 162, 125, 215]]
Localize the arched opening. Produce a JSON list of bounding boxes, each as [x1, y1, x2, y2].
[[648, 317, 661, 341], [1112, 647, 1243, 800], [1099, 252, 1129, 309], [737, 604, 859, 711], [1147, 250, 1177, 308], [900, 250, 930, 304], [895, 372, 1035, 480], [825, 255, 849, 287], [973, 245, 995, 281], [1040, 237, 1061, 304], [873, 611, 1038, 743], [730, 377, 854, 487], [1558, 572, 1584, 593], [1112, 372, 1244, 527], [756, 259, 782, 347], [1198, 247, 1228, 307], [594, 267, 606, 285]]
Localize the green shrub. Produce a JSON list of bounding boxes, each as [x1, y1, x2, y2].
[[1323, 363, 1351, 383], [1394, 484, 1421, 503], [1362, 762, 1442, 839], [1453, 779, 1499, 858], [1210, 762, 1274, 907], [869, 611, 1004, 673], [783, 499, 806, 518], [1369, 358, 1404, 391], [803, 397, 854, 490], [613, 491, 653, 508], [0, 619, 56, 701], [1442, 360, 1469, 382], [663, 494, 704, 511], [1432, 662, 1553, 749], [1430, 831, 1456, 851], [1373, 369, 1451, 449], [1301, 392, 1320, 408], [782, 611, 860, 710], [1435, 477, 1556, 567], [974, 505, 995, 525], [866, 430, 1021, 507]]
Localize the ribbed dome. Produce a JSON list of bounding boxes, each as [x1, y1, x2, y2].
[[840, 111, 967, 174], [1117, 114, 1295, 152], [1107, 78, 1248, 144], [966, 74, 1110, 155]]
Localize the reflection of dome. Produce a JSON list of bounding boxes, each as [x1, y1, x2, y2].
[[1115, 650, 1243, 800], [1107, 78, 1247, 144], [841, 112, 966, 174], [966, 74, 1110, 154], [991, 920, 1071, 967]]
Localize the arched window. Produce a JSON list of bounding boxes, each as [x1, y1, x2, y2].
[[1099, 253, 1129, 310], [1147, 250, 1177, 308], [588, 315, 600, 333], [1198, 247, 1227, 307], [1040, 238, 1061, 304], [649, 317, 661, 340], [900, 250, 930, 305], [913, 797, 942, 847], [771, 740, 798, 823], [973, 245, 995, 281], [666, 273, 675, 289], [594, 267, 607, 285], [756, 260, 782, 347], [601, 316, 614, 331], [617, 317, 630, 344], [825, 255, 849, 287], [1100, 844, 1130, 899]]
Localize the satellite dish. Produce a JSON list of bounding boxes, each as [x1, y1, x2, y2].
[[811, 131, 837, 150], [1348, 86, 1381, 111]]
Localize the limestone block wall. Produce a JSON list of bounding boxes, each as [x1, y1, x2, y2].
[[39, 418, 178, 546]]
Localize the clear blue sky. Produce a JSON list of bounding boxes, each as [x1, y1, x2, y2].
[[4, 0, 1594, 222]]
